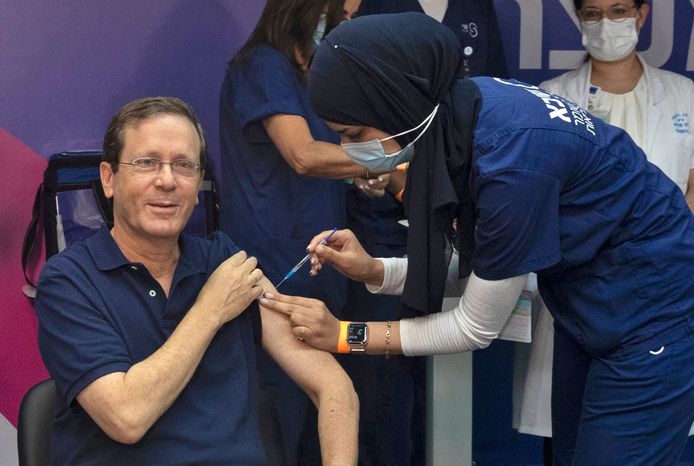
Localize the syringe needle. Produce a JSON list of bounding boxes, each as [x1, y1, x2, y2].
[[275, 256, 306, 289]]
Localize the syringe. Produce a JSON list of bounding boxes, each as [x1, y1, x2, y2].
[[275, 228, 338, 289]]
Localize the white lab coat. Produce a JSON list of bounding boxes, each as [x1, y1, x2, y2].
[[540, 54, 694, 192], [513, 54, 694, 437]]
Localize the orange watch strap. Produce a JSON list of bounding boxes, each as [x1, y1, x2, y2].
[[337, 321, 350, 354]]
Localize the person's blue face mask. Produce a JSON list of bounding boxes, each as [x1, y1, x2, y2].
[[313, 14, 327, 48], [341, 104, 440, 171]]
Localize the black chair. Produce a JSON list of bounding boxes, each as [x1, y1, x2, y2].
[[17, 379, 56, 466], [16, 378, 285, 465]]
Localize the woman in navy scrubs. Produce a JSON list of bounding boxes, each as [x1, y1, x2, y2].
[[333, 2, 508, 465], [218, 0, 362, 463], [260, 13, 694, 465]]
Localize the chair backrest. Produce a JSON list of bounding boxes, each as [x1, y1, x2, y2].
[[17, 379, 57, 466]]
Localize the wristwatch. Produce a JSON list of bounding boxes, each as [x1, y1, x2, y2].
[[346, 322, 368, 352]]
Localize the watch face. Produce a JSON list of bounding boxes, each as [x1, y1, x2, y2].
[[347, 322, 368, 345]]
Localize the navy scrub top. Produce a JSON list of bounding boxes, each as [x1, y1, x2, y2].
[[468, 77, 694, 356], [219, 45, 346, 310], [357, 0, 508, 78]]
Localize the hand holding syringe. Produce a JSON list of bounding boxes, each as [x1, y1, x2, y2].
[[275, 228, 338, 289]]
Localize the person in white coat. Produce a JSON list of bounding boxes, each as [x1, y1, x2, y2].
[[513, 0, 694, 454]]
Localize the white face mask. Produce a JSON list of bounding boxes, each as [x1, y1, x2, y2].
[[581, 17, 638, 62]]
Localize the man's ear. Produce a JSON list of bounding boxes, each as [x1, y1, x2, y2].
[[100, 161, 115, 199]]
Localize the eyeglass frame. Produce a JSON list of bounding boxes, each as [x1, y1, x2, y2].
[[116, 157, 202, 178], [578, 3, 639, 23]]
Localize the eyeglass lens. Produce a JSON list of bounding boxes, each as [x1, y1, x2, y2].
[[580, 4, 636, 22], [125, 158, 199, 177]]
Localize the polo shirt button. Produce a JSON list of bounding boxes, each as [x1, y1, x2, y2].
[[149, 290, 156, 297], [130, 266, 138, 271]]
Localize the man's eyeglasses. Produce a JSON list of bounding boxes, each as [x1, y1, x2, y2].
[[118, 157, 201, 177], [579, 4, 638, 23]]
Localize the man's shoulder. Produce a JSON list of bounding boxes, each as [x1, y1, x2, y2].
[[186, 230, 237, 248], [181, 231, 240, 260], [39, 232, 104, 281]]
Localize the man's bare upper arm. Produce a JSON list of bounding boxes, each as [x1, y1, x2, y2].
[[257, 277, 346, 402]]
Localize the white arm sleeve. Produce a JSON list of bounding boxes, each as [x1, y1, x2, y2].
[[365, 257, 408, 295], [400, 272, 528, 355]]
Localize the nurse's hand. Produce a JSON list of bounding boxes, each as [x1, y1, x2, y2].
[[259, 292, 339, 352], [308, 229, 385, 287], [352, 173, 390, 198]]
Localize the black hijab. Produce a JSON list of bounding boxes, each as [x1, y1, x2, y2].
[[309, 12, 481, 315]]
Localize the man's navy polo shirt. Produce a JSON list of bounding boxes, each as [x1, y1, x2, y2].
[[35, 228, 265, 465]]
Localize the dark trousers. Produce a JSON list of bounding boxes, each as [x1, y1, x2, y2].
[[551, 319, 694, 465]]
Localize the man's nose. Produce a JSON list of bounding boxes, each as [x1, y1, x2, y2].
[[153, 163, 177, 188]]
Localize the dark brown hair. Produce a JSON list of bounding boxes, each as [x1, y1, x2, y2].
[[102, 96, 206, 172], [232, 0, 347, 78]]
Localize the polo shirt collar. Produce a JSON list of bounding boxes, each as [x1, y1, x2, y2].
[[87, 227, 207, 276], [88, 227, 130, 271]]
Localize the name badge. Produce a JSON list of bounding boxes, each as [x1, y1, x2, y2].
[[498, 290, 533, 343]]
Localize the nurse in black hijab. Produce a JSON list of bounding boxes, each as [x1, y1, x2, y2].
[[310, 11, 479, 318], [260, 12, 694, 465]]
